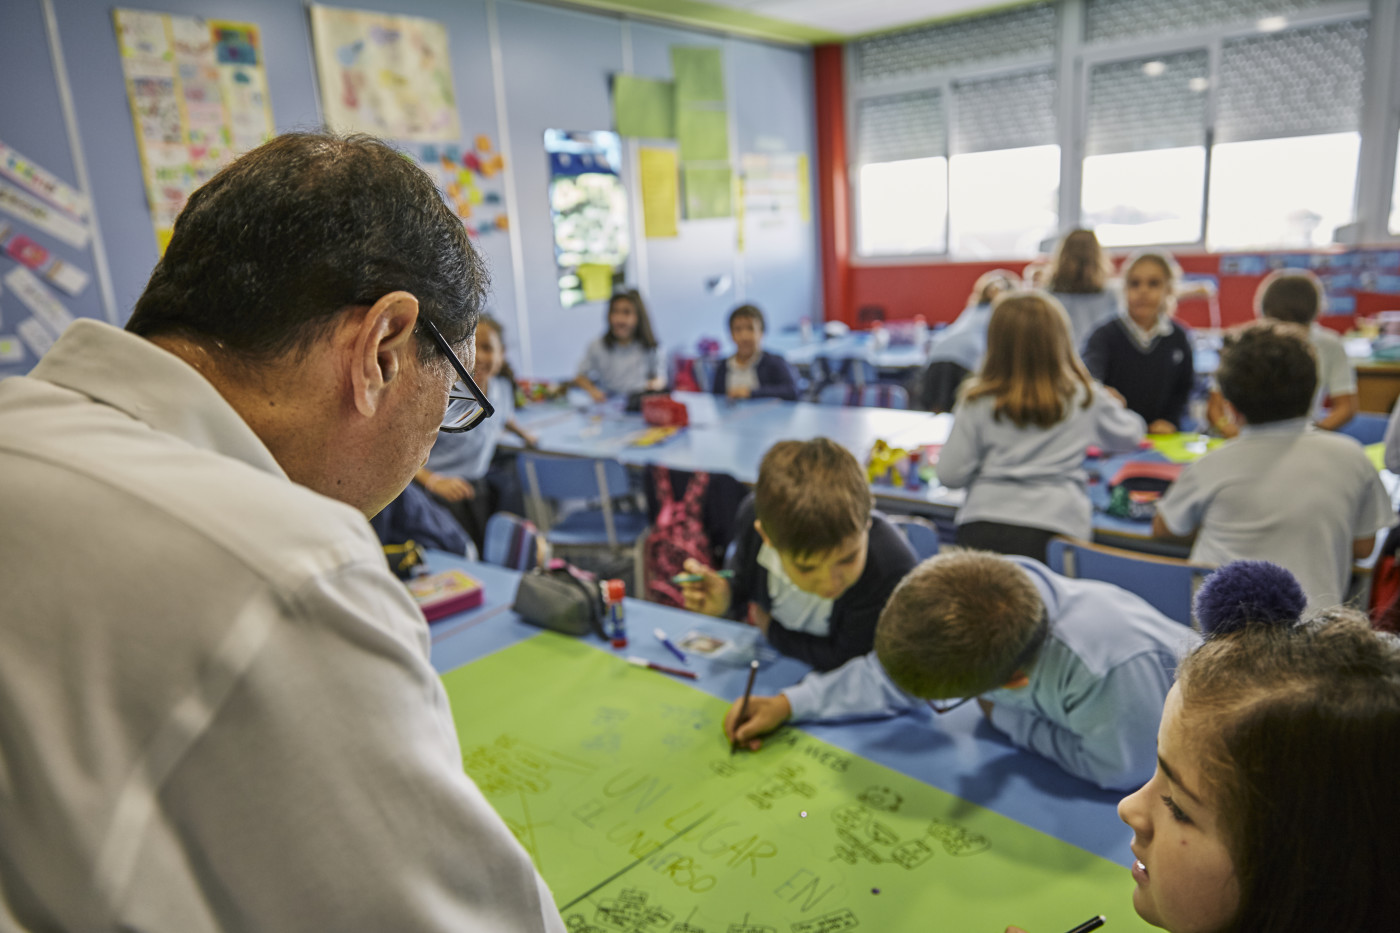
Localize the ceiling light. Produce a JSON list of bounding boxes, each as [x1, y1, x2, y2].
[[1189, 77, 1209, 92], [1142, 61, 1166, 77], [1257, 16, 1288, 32]]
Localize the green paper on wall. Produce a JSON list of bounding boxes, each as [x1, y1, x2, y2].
[[671, 46, 725, 104], [614, 75, 675, 139], [677, 108, 730, 163], [577, 263, 615, 302], [684, 166, 733, 219], [441, 634, 1154, 933]]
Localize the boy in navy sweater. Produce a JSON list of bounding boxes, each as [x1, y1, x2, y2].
[[681, 438, 916, 671], [711, 304, 798, 401]]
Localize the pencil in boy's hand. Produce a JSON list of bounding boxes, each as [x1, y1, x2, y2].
[[671, 569, 734, 584], [730, 659, 760, 756], [1062, 915, 1105, 933]]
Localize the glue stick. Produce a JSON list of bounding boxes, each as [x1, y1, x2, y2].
[[604, 579, 628, 649]]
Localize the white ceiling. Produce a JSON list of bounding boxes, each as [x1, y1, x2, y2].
[[702, 0, 1012, 37]]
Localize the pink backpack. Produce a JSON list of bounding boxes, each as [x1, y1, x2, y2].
[[645, 467, 713, 606]]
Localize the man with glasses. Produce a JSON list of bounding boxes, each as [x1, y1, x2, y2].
[[0, 133, 563, 931], [723, 550, 1198, 791]]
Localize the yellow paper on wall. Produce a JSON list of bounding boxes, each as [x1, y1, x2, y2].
[[797, 153, 812, 224], [639, 148, 679, 238], [577, 263, 615, 302]]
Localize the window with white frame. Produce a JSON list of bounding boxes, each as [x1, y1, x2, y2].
[[1082, 50, 1209, 247], [948, 69, 1060, 258], [1206, 20, 1367, 249], [855, 90, 947, 256]]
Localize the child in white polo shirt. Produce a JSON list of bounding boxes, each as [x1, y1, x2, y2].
[[1154, 319, 1392, 608]]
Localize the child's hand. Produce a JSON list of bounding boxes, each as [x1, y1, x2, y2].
[[679, 558, 732, 617], [1148, 419, 1177, 435], [747, 602, 772, 636], [726, 384, 752, 400], [424, 473, 473, 502], [521, 430, 540, 449], [723, 693, 791, 750], [587, 386, 608, 404], [1102, 385, 1127, 406]]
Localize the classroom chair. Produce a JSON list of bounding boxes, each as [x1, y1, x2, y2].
[[1045, 537, 1215, 629], [692, 356, 719, 393], [481, 512, 546, 571], [817, 382, 910, 410], [1334, 411, 1388, 446], [517, 454, 649, 587], [887, 515, 940, 561], [810, 355, 878, 394]]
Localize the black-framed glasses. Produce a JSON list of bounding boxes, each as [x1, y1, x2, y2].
[[923, 609, 1050, 716], [421, 317, 495, 433]]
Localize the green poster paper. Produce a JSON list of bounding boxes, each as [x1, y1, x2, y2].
[[614, 75, 675, 139], [671, 46, 725, 105], [677, 108, 730, 163], [442, 635, 1152, 933], [684, 166, 733, 220]]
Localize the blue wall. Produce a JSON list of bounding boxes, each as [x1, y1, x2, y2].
[[0, 0, 820, 380]]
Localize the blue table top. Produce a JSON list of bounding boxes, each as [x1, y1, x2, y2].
[[509, 391, 951, 486], [425, 551, 1137, 867]]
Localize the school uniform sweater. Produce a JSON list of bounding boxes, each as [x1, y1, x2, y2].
[[711, 351, 798, 401], [1082, 317, 1194, 428], [782, 557, 1201, 790], [726, 495, 917, 672]]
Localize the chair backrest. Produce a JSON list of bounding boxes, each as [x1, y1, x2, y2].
[[1336, 412, 1388, 446], [859, 384, 909, 410], [888, 515, 941, 561], [517, 454, 632, 540], [815, 355, 877, 387], [1045, 537, 1211, 628], [817, 382, 910, 410], [482, 512, 545, 571], [693, 356, 718, 393]]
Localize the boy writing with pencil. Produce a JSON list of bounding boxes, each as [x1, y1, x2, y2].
[[723, 550, 1197, 790], [680, 439, 917, 671]]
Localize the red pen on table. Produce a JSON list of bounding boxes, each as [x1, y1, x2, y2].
[[627, 656, 697, 680]]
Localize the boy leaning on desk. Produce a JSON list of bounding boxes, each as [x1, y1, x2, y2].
[[724, 549, 1198, 792]]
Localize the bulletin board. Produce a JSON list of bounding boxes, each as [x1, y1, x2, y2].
[[443, 634, 1150, 933]]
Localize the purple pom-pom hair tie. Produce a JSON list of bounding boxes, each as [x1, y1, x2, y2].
[[1193, 560, 1307, 637]]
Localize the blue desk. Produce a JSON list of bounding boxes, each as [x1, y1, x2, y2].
[[426, 552, 1135, 866], [767, 331, 928, 374], [509, 391, 950, 486]]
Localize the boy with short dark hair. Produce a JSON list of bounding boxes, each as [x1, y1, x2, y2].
[[1210, 269, 1358, 434], [681, 438, 916, 670], [711, 304, 798, 401], [1156, 319, 1392, 608], [723, 550, 1197, 790]]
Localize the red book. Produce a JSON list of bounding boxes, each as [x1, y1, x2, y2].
[[406, 569, 484, 622]]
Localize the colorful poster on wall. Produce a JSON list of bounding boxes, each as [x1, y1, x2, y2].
[[309, 4, 460, 142], [412, 136, 508, 239], [113, 9, 275, 252], [544, 130, 630, 309]]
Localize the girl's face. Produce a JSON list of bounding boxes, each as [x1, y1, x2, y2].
[[1118, 685, 1240, 933], [609, 299, 638, 342], [473, 324, 503, 384], [1126, 259, 1170, 326]]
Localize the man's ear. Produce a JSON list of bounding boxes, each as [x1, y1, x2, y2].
[[350, 291, 420, 418]]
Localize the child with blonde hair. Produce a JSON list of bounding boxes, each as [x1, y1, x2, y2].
[[938, 291, 1145, 560]]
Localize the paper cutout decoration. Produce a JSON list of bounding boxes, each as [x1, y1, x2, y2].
[[613, 76, 675, 139], [577, 263, 615, 302], [413, 138, 507, 238], [639, 148, 679, 239], [0, 140, 90, 223], [671, 46, 725, 105], [113, 9, 275, 252], [310, 4, 460, 142], [684, 166, 733, 220], [0, 180, 90, 249]]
